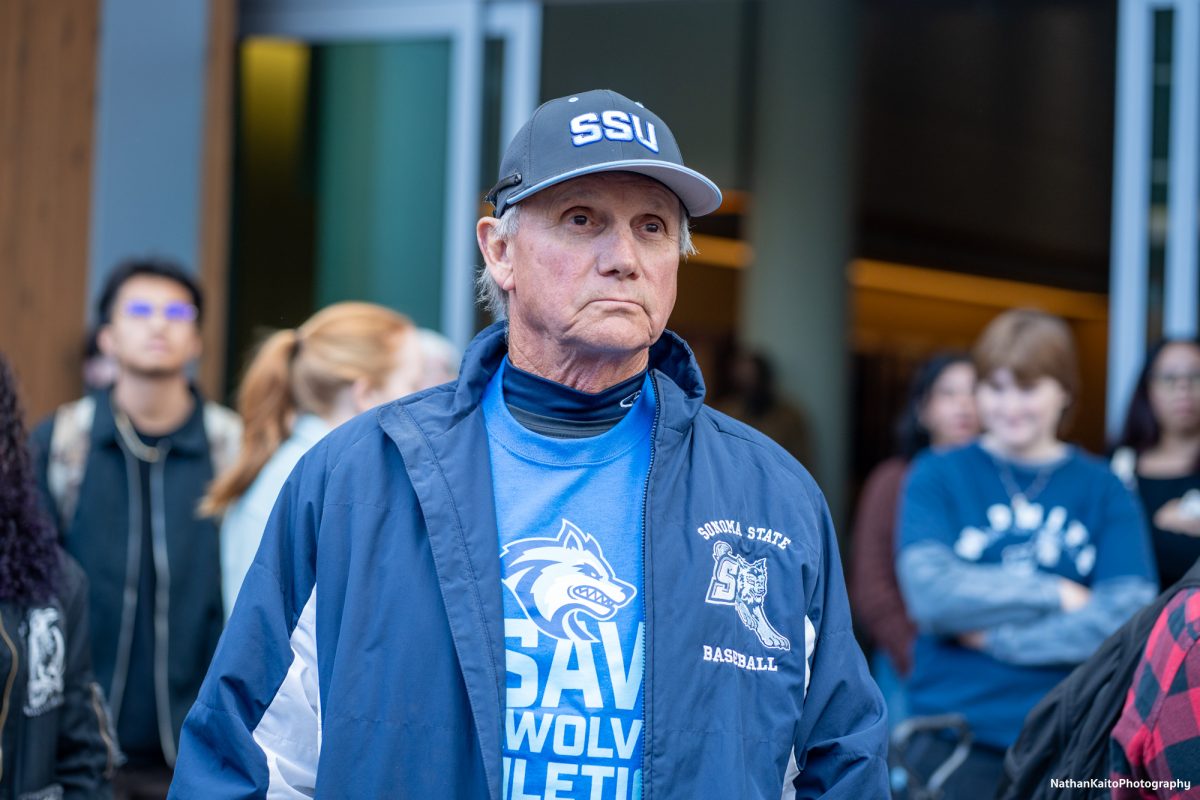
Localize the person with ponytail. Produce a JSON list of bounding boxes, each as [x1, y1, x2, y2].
[[0, 352, 115, 798], [202, 302, 422, 616]]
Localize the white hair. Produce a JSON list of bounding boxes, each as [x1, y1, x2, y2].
[[475, 200, 696, 321]]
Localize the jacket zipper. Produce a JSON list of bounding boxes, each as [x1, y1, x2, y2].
[[150, 452, 177, 765], [108, 448, 143, 725], [0, 614, 17, 783], [90, 682, 118, 779], [639, 373, 661, 800]]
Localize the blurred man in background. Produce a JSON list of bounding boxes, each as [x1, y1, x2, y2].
[[32, 259, 240, 800]]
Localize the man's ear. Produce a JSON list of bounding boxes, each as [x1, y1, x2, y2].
[[477, 216, 515, 292], [97, 325, 115, 357]]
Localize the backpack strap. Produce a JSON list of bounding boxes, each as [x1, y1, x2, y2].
[[202, 401, 242, 479], [47, 396, 97, 529]]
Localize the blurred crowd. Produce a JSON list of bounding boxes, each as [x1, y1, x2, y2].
[[2, 257, 1199, 798]]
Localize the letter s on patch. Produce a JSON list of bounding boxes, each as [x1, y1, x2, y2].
[[570, 113, 602, 146]]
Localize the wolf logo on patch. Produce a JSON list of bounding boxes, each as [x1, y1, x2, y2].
[[705, 541, 790, 651], [501, 518, 636, 642], [24, 606, 65, 716]]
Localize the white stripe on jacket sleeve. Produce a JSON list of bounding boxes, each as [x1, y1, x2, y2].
[[253, 584, 321, 798], [781, 614, 818, 799]]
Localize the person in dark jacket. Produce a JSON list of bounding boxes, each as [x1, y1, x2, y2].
[[993, 557, 1200, 800], [0, 351, 114, 799], [170, 89, 888, 799], [1109, 562, 1200, 796], [29, 260, 240, 799]]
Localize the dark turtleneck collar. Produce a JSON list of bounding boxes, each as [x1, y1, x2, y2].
[[501, 357, 647, 439]]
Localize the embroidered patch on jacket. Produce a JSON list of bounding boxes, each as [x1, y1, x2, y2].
[[501, 518, 637, 642], [705, 541, 790, 651], [17, 784, 64, 800], [24, 607, 65, 716]]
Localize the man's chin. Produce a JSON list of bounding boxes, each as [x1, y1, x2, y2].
[[120, 363, 189, 381], [573, 327, 658, 359]]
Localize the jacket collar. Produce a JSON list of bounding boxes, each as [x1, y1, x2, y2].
[[93, 385, 211, 456]]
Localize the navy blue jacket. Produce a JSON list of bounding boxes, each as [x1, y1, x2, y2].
[[31, 390, 235, 766], [170, 324, 887, 799]]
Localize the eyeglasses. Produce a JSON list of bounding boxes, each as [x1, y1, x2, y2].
[[122, 300, 198, 323], [1151, 371, 1200, 391]]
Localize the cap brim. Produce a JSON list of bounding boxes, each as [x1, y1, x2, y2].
[[504, 159, 723, 217]]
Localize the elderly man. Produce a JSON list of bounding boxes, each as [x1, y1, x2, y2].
[[169, 90, 887, 799]]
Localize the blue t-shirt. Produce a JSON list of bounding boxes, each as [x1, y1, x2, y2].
[[483, 360, 653, 800], [898, 441, 1156, 748]]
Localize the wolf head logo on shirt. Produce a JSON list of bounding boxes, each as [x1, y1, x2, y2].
[[501, 519, 636, 642]]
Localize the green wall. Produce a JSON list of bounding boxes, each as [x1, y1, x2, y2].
[[316, 41, 451, 330]]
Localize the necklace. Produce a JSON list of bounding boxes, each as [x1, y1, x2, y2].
[[113, 407, 163, 463], [992, 454, 1061, 505]]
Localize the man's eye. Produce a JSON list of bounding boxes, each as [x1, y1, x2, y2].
[[570, 214, 588, 226], [645, 222, 662, 233]]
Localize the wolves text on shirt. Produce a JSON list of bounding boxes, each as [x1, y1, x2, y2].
[[504, 618, 643, 800]]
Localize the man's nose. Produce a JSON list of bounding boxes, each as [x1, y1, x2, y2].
[[146, 310, 170, 332], [598, 226, 640, 278]]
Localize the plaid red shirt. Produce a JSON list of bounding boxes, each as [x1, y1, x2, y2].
[[1111, 588, 1200, 798]]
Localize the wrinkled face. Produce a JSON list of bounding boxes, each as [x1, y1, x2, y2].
[[491, 172, 683, 361], [99, 275, 202, 378], [976, 368, 1069, 454], [920, 362, 980, 448], [1148, 342, 1200, 436]]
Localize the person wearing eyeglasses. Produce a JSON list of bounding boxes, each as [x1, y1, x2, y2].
[[30, 258, 242, 800], [1112, 338, 1200, 590]]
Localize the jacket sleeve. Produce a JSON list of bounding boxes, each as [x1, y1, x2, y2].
[[787, 481, 889, 798], [980, 575, 1157, 666], [55, 556, 115, 799], [169, 441, 329, 799], [847, 459, 916, 674], [897, 541, 1063, 634]]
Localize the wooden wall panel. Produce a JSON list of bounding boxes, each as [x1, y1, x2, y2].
[[0, 0, 98, 422], [198, 0, 238, 403]]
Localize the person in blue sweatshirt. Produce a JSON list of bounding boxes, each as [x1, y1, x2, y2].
[[896, 308, 1158, 796], [168, 89, 887, 799]]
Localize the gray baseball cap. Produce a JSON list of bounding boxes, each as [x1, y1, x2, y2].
[[486, 89, 723, 218]]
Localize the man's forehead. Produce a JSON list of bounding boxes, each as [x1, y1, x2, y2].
[[114, 274, 194, 304], [533, 172, 680, 211]]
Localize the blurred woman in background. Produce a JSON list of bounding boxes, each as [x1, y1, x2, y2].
[[0, 352, 114, 798], [1112, 338, 1200, 589], [895, 309, 1157, 797], [201, 302, 421, 616], [849, 352, 978, 727]]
